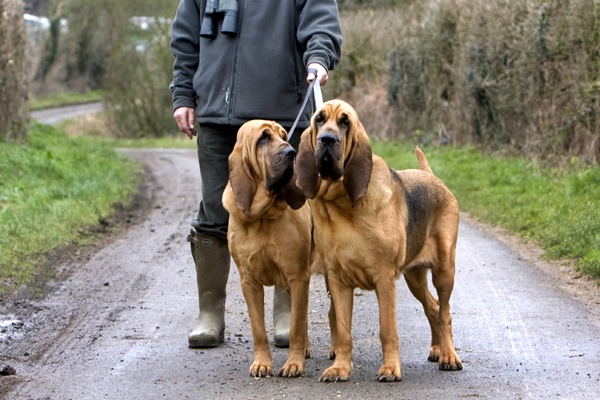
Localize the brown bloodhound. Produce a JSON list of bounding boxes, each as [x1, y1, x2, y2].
[[222, 120, 311, 378], [296, 99, 463, 382]]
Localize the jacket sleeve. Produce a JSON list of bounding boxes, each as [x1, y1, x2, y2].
[[297, 0, 343, 72], [169, 0, 201, 111]]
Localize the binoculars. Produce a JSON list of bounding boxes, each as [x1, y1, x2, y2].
[[200, 0, 239, 38]]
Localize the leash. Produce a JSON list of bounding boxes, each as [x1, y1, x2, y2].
[[287, 67, 324, 141]]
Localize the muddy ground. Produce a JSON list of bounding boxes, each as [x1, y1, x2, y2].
[[1, 143, 599, 399]]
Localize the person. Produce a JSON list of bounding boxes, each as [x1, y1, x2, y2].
[[169, 0, 342, 349]]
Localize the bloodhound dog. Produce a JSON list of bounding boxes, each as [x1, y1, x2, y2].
[[222, 120, 312, 378], [296, 99, 463, 382]]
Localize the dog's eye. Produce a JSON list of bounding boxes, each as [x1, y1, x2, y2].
[[315, 112, 325, 124], [340, 115, 350, 128], [258, 130, 270, 145]]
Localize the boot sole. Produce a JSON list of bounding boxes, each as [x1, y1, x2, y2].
[[188, 333, 224, 349], [274, 335, 290, 348]]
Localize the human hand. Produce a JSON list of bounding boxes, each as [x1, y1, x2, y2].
[[307, 63, 328, 86], [173, 107, 197, 139]]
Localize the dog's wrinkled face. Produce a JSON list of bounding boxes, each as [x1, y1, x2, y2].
[[228, 120, 306, 216], [241, 120, 296, 195], [313, 104, 349, 180], [296, 100, 373, 206]]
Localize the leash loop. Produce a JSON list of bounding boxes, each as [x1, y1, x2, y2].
[[287, 67, 321, 141]]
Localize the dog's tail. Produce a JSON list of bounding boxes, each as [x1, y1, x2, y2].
[[415, 146, 434, 175]]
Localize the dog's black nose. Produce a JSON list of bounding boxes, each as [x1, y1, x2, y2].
[[319, 132, 337, 146], [283, 147, 297, 158]]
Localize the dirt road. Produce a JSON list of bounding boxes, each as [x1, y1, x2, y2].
[[30, 103, 103, 125], [1, 147, 599, 399]]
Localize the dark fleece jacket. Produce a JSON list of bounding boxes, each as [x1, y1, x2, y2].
[[170, 0, 342, 129]]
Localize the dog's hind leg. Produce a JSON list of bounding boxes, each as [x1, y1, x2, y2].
[[403, 266, 442, 362], [319, 280, 354, 382], [324, 274, 338, 360], [374, 276, 403, 382], [431, 247, 463, 371], [279, 279, 310, 378]]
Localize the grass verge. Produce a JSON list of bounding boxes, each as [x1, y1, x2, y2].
[[374, 142, 600, 280], [100, 136, 197, 149], [0, 122, 140, 294], [28, 90, 103, 111]]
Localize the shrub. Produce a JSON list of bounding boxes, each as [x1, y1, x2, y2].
[[386, 0, 600, 164], [102, 15, 176, 137]]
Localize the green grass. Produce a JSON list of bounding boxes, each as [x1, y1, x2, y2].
[[52, 118, 196, 149], [101, 135, 197, 149], [28, 90, 103, 111], [374, 141, 600, 279], [0, 122, 140, 292]]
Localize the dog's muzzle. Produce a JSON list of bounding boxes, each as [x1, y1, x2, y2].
[[267, 146, 296, 194], [316, 132, 343, 180]]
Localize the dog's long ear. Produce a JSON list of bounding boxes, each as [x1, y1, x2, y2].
[[228, 142, 256, 216], [343, 120, 373, 207], [295, 128, 320, 199], [280, 171, 306, 210]]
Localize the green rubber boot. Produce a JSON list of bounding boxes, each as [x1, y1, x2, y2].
[[187, 230, 230, 348], [273, 286, 291, 348]]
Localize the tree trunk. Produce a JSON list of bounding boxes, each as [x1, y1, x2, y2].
[[0, 0, 29, 141]]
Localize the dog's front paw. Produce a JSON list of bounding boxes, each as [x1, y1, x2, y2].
[[427, 345, 441, 362], [429, 345, 463, 370], [302, 335, 312, 359], [377, 364, 402, 382], [439, 350, 463, 371], [249, 361, 274, 378], [305, 343, 312, 359], [278, 360, 304, 378], [319, 365, 350, 382]]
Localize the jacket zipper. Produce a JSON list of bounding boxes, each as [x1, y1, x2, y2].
[[226, 0, 243, 124], [290, 1, 302, 102]]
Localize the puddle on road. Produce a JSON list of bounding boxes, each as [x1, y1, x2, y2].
[[0, 317, 25, 343]]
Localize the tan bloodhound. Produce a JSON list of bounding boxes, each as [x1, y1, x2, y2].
[[296, 99, 463, 382], [222, 120, 312, 378]]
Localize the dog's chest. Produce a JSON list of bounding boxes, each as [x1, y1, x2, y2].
[[230, 236, 283, 281], [228, 213, 311, 287], [313, 209, 402, 289]]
